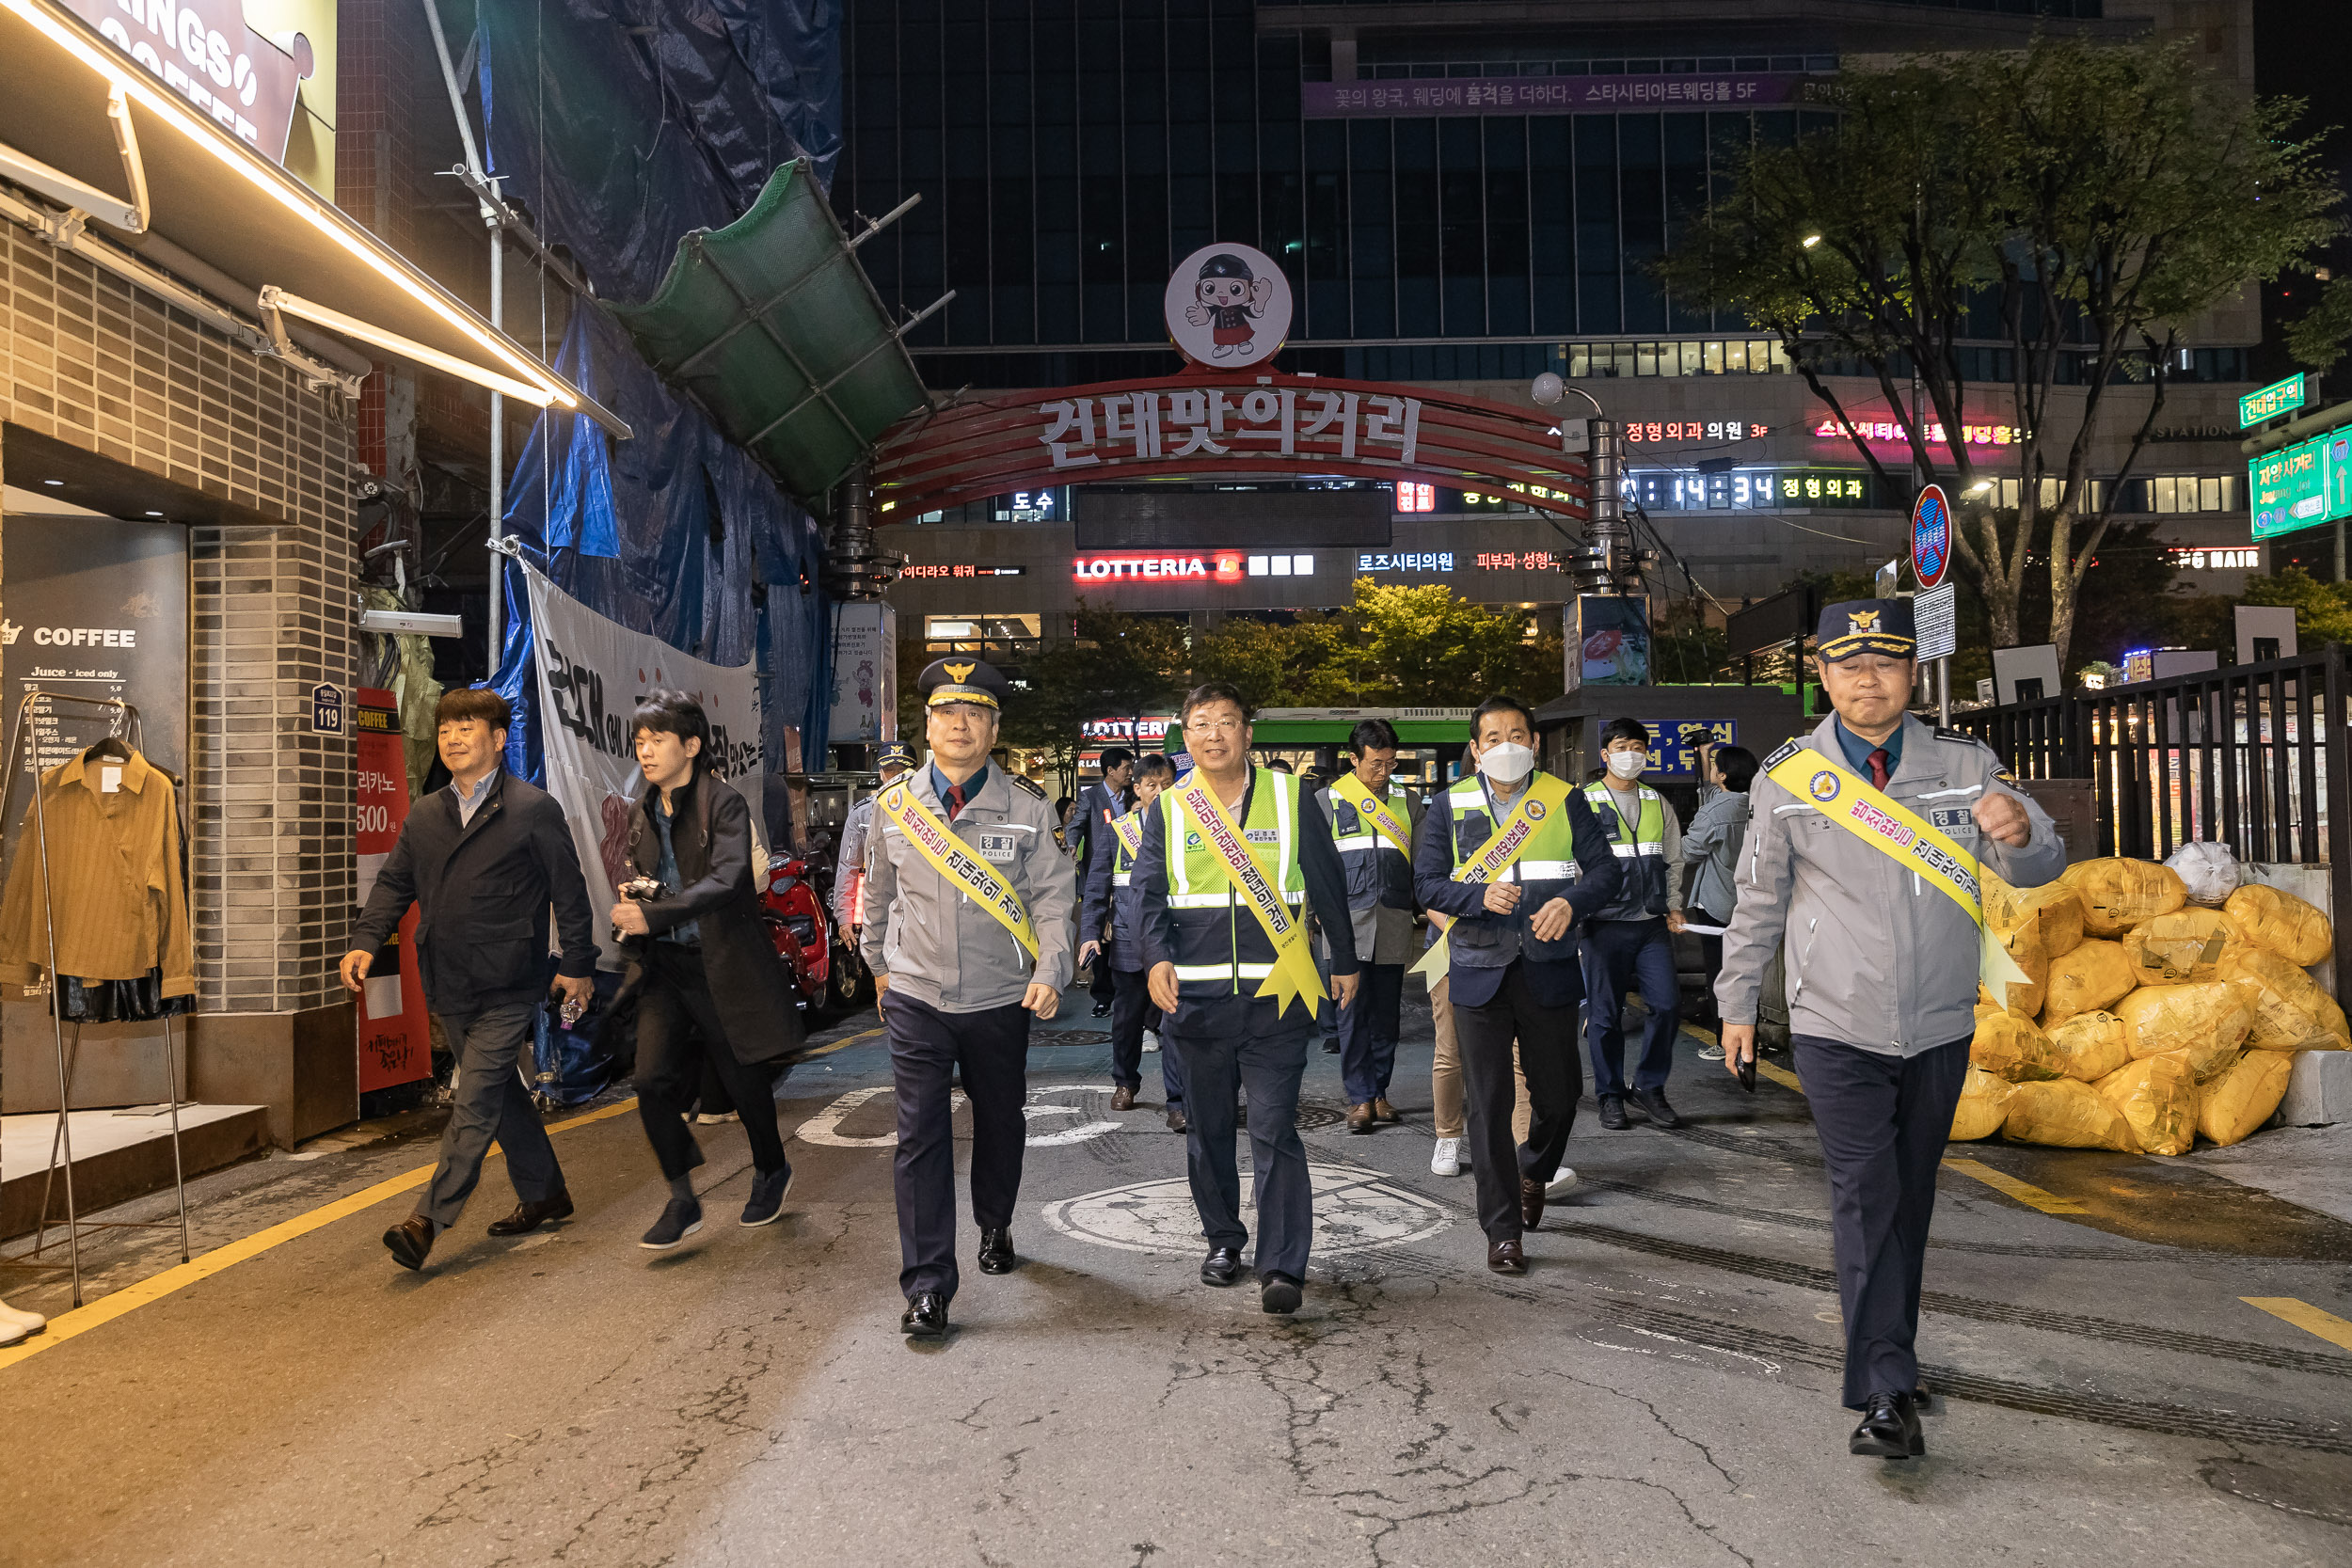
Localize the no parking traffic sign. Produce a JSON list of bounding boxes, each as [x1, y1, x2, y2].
[[1910, 484, 1953, 590]]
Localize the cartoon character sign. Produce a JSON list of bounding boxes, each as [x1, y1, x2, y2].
[[1163, 242, 1295, 366]]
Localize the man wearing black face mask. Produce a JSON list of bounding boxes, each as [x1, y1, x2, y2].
[[1414, 696, 1621, 1274]]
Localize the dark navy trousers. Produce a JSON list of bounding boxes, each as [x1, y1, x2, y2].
[[885, 991, 1031, 1303], [1167, 993, 1313, 1284], [1793, 1034, 1971, 1409], [1581, 917, 1680, 1096], [1108, 963, 1183, 1112], [1338, 961, 1406, 1105]]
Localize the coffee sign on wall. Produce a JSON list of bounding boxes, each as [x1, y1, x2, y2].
[[62, 0, 315, 163]]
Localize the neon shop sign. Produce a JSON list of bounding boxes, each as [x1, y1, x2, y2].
[[1814, 415, 2026, 448]]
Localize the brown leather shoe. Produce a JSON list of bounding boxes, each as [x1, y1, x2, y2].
[[1166, 1108, 1188, 1133], [487, 1193, 575, 1237], [1487, 1237, 1527, 1274], [1111, 1085, 1137, 1112], [383, 1214, 435, 1271], [1345, 1101, 1376, 1133], [1519, 1177, 1546, 1232], [1374, 1098, 1401, 1123]]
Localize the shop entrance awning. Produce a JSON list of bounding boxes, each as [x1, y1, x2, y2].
[[0, 0, 624, 435], [610, 159, 935, 515]]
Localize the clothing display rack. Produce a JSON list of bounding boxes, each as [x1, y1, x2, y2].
[[0, 690, 192, 1307]]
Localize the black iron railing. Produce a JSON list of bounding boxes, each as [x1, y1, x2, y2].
[[1954, 645, 2351, 996]]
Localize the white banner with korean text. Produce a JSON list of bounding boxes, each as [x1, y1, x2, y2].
[[522, 561, 763, 971]]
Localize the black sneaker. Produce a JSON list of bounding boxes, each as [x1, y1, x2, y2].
[[640, 1196, 705, 1250], [740, 1166, 793, 1227]]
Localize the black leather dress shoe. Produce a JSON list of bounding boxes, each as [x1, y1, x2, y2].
[[1091, 1000, 1113, 1017], [1519, 1176, 1546, 1231], [1487, 1238, 1527, 1274], [1631, 1087, 1685, 1129], [487, 1194, 574, 1237], [1321, 1037, 1341, 1053], [1200, 1246, 1246, 1287], [977, 1227, 1017, 1275], [1849, 1392, 1924, 1458], [383, 1215, 434, 1271], [1261, 1275, 1302, 1315], [1598, 1094, 1630, 1131], [901, 1291, 948, 1338]]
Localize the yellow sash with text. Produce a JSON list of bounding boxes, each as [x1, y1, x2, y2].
[[879, 781, 1040, 958], [1109, 808, 1144, 860], [1761, 744, 2026, 992], [1410, 772, 1576, 982], [1174, 779, 1327, 1021], [1330, 773, 1413, 858]]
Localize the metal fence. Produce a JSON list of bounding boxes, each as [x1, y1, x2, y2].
[[1953, 644, 2352, 995]]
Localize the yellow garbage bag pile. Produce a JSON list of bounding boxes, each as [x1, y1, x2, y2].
[[2042, 940, 2137, 1027], [2122, 908, 2239, 986], [1970, 1009, 2064, 1083], [2062, 858, 2187, 937], [1980, 872, 2087, 1016], [1949, 1067, 2016, 1142], [1953, 860, 2337, 1157], [2045, 1010, 2132, 1082]]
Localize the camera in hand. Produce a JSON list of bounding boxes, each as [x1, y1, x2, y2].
[[612, 877, 672, 944]]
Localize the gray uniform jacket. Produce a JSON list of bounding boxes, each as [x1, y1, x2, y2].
[[833, 794, 876, 929], [1682, 787, 1751, 925], [859, 761, 1079, 1013], [1715, 714, 2065, 1057]]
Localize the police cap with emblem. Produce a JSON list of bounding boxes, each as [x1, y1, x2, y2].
[[1815, 598, 1917, 662], [877, 742, 917, 771], [917, 657, 1010, 710]]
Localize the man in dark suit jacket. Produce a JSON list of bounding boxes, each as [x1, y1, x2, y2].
[[1071, 748, 1134, 1015], [612, 689, 806, 1250], [1413, 695, 1620, 1275], [343, 687, 598, 1272]]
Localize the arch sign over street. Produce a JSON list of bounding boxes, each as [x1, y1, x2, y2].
[[872, 243, 1590, 521]]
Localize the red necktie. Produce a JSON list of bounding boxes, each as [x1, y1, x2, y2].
[[946, 783, 966, 820], [1867, 749, 1892, 790]]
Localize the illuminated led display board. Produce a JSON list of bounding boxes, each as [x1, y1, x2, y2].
[[2249, 431, 2352, 540]]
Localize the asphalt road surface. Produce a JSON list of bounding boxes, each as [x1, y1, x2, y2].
[[2, 989, 2348, 1568]]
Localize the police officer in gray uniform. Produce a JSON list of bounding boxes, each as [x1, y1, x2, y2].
[[832, 742, 914, 936], [862, 658, 1078, 1340], [1718, 598, 2064, 1459]]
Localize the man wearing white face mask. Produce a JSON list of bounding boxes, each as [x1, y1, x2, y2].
[[1581, 717, 1689, 1131], [1416, 696, 1621, 1273]]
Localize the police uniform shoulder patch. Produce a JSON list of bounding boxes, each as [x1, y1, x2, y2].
[[1935, 726, 1997, 754], [1762, 737, 1804, 770], [1009, 773, 1047, 800]]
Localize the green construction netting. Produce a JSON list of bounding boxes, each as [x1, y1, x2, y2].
[[611, 159, 929, 514]]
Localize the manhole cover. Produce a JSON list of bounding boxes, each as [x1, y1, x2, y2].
[[1041, 1163, 1452, 1257], [1294, 1101, 1347, 1132], [1031, 1028, 1110, 1046]]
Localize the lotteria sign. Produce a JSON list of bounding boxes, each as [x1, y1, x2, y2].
[[1074, 551, 1247, 584]]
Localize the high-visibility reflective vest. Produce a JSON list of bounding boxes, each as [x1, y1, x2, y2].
[[1326, 781, 1416, 911], [1584, 781, 1671, 920], [1158, 768, 1308, 997], [1441, 773, 1588, 971]]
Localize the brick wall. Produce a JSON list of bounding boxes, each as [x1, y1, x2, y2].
[[1, 225, 357, 1016]]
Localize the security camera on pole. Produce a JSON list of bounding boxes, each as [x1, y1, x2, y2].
[[1531, 372, 1622, 591]]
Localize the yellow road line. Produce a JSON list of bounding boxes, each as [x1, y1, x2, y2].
[[1940, 1156, 2089, 1214], [797, 1025, 883, 1060], [0, 1096, 641, 1374], [2242, 1297, 2352, 1354], [1754, 1059, 1805, 1094]]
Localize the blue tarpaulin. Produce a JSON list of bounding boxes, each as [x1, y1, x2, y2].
[[492, 306, 834, 833], [478, 0, 843, 306]]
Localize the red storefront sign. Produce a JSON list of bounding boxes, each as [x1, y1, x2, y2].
[[355, 689, 430, 1091], [1072, 550, 1248, 584]]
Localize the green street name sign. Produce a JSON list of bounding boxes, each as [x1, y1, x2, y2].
[[2240, 373, 2309, 429], [2250, 428, 2352, 540]]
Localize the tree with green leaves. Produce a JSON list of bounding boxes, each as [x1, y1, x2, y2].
[[999, 603, 1190, 791], [1658, 36, 2342, 673]]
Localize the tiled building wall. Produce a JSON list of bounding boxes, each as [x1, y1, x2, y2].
[[0, 225, 357, 1016]]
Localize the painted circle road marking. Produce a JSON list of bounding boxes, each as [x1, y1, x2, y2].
[[1040, 1164, 1453, 1258]]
